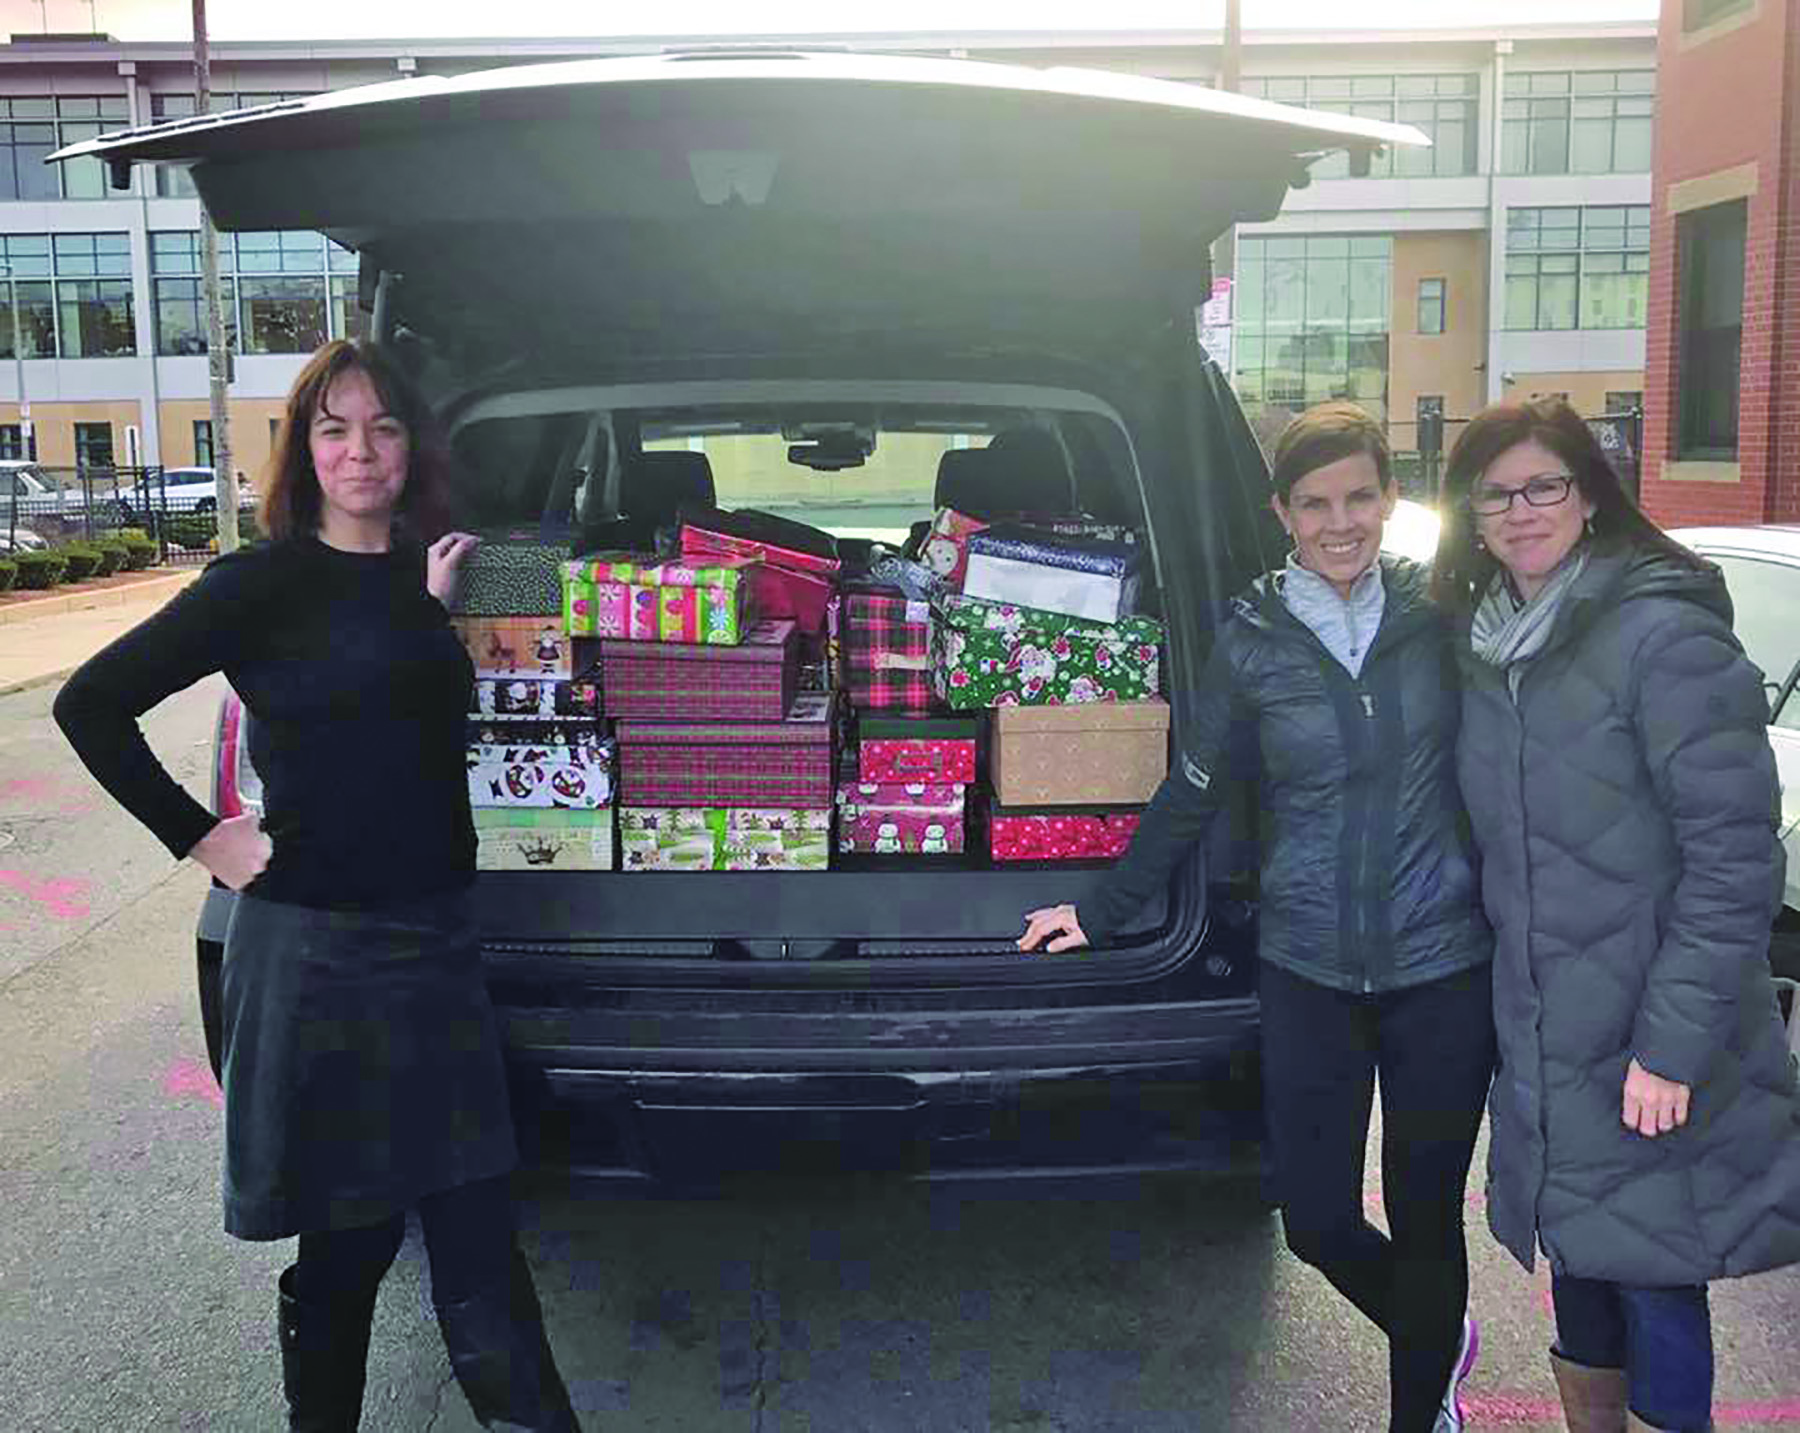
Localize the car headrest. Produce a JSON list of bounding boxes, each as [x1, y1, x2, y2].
[[617, 451, 716, 540], [932, 429, 1070, 519]]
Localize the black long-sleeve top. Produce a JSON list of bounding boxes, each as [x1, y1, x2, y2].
[[53, 536, 476, 912]]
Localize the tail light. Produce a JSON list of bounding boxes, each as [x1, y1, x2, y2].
[[212, 691, 264, 820]]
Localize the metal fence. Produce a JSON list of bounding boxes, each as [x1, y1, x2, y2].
[[1387, 409, 1644, 505], [1, 464, 256, 567]]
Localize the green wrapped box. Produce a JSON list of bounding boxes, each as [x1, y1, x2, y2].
[[473, 809, 614, 871], [618, 807, 830, 871], [930, 593, 1164, 708]]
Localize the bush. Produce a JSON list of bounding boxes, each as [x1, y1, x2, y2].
[[0, 559, 15, 593], [166, 512, 261, 551], [14, 551, 67, 589], [57, 545, 103, 582], [118, 529, 159, 569], [92, 541, 131, 577]]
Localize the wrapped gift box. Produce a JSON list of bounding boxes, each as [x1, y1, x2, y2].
[[449, 532, 569, 617], [466, 717, 604, 752], [857, 716, 978, 785], [466, 735, 615, 810], [614, 692, 836, 807], [988, 805, 1143, 862], [961, 525, 1142, 623], [841, 588, 935, 716], [836, 781, 967, 854], [1016, 516, 1141, 547], [619, 806, 831, 871], [930, 595, 1163, 708], [452, 616, 591, 680], [601, 617, 798, 721], [992, 698, 1168, 806], [680, 509, 841, 634], [917, 507, 988, 590], [561, 554, 753, 644], [471, 676, 600, 721], [474, 809, 615, 872]]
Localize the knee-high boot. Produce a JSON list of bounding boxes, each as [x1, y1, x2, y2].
[[277, 1266, 378, 1432], [433, 1246, 582, 1432]]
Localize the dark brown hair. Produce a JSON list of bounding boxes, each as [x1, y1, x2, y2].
[[1268, 402, 1394, 502], [260, 339, 456, 544], [1429, 397, 1703, 612]]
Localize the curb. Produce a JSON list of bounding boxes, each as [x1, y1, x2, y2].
[[0, 568, 201, 627], [0, 663, 83, 699]]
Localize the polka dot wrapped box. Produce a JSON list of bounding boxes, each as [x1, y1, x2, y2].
[[988, 806, 1143, 863]]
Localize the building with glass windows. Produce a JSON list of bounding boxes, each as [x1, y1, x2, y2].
[[0, 20, 1654, 480]]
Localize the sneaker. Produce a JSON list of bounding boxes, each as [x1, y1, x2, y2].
[[1433, 1314, 1480, 1432]]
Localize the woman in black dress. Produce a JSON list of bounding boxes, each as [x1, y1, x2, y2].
[[54, 340, 581, 1431]]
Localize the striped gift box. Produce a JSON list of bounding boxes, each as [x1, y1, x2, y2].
[[615, 693, 836, 807], [601, 617, 798, 721]]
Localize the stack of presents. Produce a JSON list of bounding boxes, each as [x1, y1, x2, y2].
[[449, 496, 1170, 873]]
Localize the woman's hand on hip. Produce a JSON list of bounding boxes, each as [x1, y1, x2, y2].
[[426, 531, 481, 605], [1018, 904, 1089, 954], [190, 814, 273, 891], [1622, 1057, 1691, 1137]]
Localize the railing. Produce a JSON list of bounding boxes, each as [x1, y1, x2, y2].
[[1, 465, 256, 567], [1386, 409, 1644, 505]]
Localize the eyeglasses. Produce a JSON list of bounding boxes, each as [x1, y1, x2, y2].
[[1467, 473, 1576, 517]]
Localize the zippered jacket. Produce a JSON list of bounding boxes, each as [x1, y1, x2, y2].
[[1080, 555, 1494, 993], [1459, 542, 1800, 1282]]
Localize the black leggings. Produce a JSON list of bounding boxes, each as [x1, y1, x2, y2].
[[291, 1174, 516, 1308], [1259, 961, 1496, 1433]]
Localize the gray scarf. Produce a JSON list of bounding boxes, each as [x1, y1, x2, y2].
[[1470, 546, 1590, 698]]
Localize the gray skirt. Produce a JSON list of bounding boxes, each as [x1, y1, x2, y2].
[[219, 890, 518, 1241]]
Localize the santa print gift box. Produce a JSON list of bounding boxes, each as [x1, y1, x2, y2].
[[474, 809, 615, 872], [613, 692, 836, 809], [453, 617, 590, 680], [988, 805, 1143, 862], [991, 699, 1168, 807], [929, 594, 1163, 709], [600, 618, 799, 722], [471, 675, 600, 721], [466, 732, 616, 811], [961, 525, 1143, 624], [857, 716, 978, 786], [561, 553, 753, 645], [618, 807, 831, 872], [840, 588, 936, 716], [836, 781, 967, 855]]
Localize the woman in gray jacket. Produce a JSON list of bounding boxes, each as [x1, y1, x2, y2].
[[1433, 398, 1800, 1433]]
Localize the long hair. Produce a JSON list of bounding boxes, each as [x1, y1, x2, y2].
[[1429, 397, 1703, 613], [1268, 401, 1393, 503], [259, 339, 457, 544]]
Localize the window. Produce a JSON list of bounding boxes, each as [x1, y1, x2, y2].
[[1684, 0, 1753, 30], [240, 276, 328, 355], [0, 424, 22, 460], [1504, 206, 1649, 331], [152, 230, 358, 355], [1677, 200, 1747, 460], [0, 96, 131, 199], [1503, 71, 1655, 175], [1241, 74, 1478, 178], [194, 420, 214, 468], [1417, 278, 1446, 335], [1705, 555, 1800, 729], [1605, 391, 1643, 414], [149, 91, 314, 197], [0, 233, 136, 358], [1233, 235, 1392, 423], [74, 421, 115, 471]]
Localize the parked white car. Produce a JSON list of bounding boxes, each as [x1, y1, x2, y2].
[[115, 466, 255, 522], [0, 460, 86, 525]]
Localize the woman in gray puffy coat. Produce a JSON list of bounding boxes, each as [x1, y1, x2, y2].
[[1433, 398, 1800, 1433]]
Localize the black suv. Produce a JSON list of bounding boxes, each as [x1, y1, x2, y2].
[[64, 51, 1420, 1186]]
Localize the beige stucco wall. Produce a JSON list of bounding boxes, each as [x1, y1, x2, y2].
[[1, 401, 145, 470], [1499, 370, 1646, 414], [1388, 232, 1489, 442], [156, 399, 288, 488]]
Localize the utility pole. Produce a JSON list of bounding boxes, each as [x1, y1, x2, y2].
[[193, 0, 237, 551], [1206, 0, 1243, 376]]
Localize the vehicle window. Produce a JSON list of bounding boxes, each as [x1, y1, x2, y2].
[[1708, 553, 1800, 728]]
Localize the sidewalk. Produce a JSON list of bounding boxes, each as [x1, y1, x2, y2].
[[0, 567, 202, 696]]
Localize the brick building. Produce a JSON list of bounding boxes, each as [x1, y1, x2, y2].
[[1639, 0, 1799, 526]]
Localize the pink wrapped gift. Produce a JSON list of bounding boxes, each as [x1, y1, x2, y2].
[[916, 507, 989, 591], [857, 717, 978, 785], [836, 781, 966, 855], [680, 514, 841, 634], [988, 805, 1142, 862]]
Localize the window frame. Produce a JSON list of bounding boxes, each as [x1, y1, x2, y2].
[[1503, 205, 1650, 332], [1502, 70, 1655, 176], [1241, 73, 1479, 178], [1417, 278, 1446, 335], [1676, 199, 1747, 461]]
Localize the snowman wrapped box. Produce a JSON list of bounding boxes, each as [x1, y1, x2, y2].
[[466, 732, 615, 811], [473, 809, 615, 872], [836, 781, 967, 855], [617, 806, 831, 871], [929, 594, 1163, 708], [471, 675, 600, 720]]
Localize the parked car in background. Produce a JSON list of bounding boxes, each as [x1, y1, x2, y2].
[[115, 466, 255, 523], [1670, 526, 1800, 975], [0, 460, 86, 530]]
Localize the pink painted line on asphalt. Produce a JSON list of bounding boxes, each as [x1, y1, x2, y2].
[[164, 1056, 224, 1109], [0, 871, 90, 919], [1464, 1393, 1800, 1426]]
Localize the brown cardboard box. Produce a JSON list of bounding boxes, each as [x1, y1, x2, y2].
[[991, 698, 1169, 806]]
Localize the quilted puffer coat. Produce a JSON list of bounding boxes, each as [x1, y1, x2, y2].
[[1458, 541, 1800, 1282]]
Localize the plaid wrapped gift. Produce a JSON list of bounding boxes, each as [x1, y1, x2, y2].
[[619, 806, 830, 871], [988, 804, 1142, 862], [614, 692, 836, 807], [601, 617, 798, 721], [930, 594, 1163, 708], [449, 531, 569, 617], [841, 588, 935, 715]]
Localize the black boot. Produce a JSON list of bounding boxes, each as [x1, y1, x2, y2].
[[277, 1265, 377, 1432], [434, 1246, 582, 1432]]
